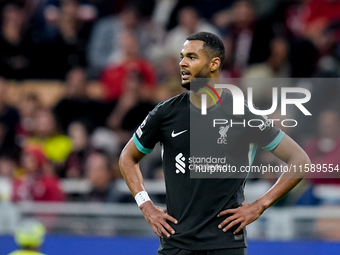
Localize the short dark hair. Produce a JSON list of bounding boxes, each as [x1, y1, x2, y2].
[[186, 31, 225, 70]]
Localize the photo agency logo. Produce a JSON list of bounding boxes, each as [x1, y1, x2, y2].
[[201, 84, 312, 128]]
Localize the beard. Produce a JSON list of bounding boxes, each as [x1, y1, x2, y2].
[[181, 67, 211, 92]]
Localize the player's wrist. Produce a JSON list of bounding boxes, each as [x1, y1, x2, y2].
[[139, 200, 154, 212], [135, 190, 151, 207], [255, 198, 270, 212]]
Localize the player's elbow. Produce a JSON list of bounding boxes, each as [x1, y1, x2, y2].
[[119, 146, 130, 174], [292, 150, 311, 178], [298, 149, 311, 166], [304, 154, 312, 166]]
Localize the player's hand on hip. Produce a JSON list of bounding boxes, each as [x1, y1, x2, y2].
[[217, 201, 264, 234], [140, 201, 178, 238], [155, 205, 168, 214]]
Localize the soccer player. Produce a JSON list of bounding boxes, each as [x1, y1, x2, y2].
[[119, 32, 310, 255], [7, 219, 46, 255]]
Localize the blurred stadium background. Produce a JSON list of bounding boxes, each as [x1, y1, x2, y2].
[[1, 0, 340, 254]]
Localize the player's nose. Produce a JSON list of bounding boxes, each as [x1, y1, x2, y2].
[[179, 57, 188, 67]]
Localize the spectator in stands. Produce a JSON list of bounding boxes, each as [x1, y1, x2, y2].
[[87, 4, 156, 78], [283, 0, 319, 77], [302, 0, 340, 40], [245, 37, 289, 79], [53, 67, 109, 134], [243, 37, 289, 109], [0, 155, 18, 178], [0, 121, 19, 159], [85, 152, 124, 203], [90, 71, 155, 166], [16, 93, 42, 148], [60, 121, 96, 178], [37, 0, 94, 79], [104, 71, 155, 149], [283, 0, 340, 78], [167, 0, 235, 30], [99, 30, 156, 102], [213, 0, 275, 77], [0, 78, 20, 158], [155, 55, 185, 102], [0, 2, 36, 79], [163, 6, 220, 58], [0, 155, 17, 202], [44, 0, 97, 24], [309, 24, 340, 77], [303, 109, 340, 184], [45, 0, 124, 19], [86, 0, 125, 18], [24, 108, 72, 166], [12, 147, 64, 202]]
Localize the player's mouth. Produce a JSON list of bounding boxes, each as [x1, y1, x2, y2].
[[181, 70, 191, 80]]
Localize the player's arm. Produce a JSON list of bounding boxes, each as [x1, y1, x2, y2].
[[217, 135, 310, 234], [119, 138, 178, 238], [257, 135, 310, 209]]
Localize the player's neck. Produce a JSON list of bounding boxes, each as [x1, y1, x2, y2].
[[190, 85, 222, 109]]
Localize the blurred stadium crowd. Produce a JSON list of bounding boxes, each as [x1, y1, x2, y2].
[[0, 0, 340, 208]]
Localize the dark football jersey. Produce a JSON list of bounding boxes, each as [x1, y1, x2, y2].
[[133, 91, 284, 250]]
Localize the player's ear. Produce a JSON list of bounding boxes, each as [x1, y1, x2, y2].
[[210, 57, 221, 72]]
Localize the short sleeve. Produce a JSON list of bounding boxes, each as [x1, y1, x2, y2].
[[245, 103, 285, 152], [133, 106, 161, 154]]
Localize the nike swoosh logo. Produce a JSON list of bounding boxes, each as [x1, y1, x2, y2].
[[171, 130, 187, 137]]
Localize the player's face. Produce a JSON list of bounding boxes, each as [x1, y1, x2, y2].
[[179, 40, 211, 90]]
